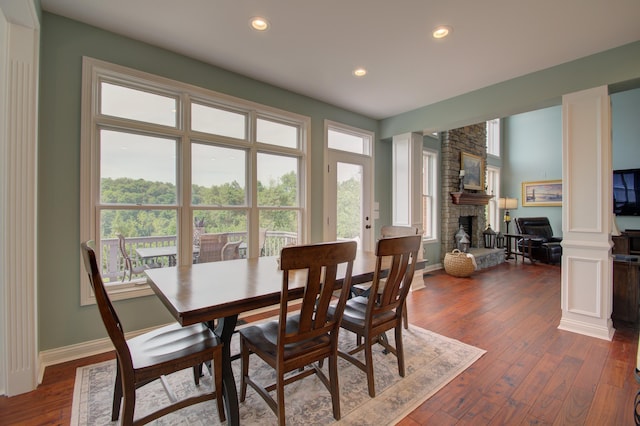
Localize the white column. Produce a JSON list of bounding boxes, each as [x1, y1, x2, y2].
[[558, 86, 614, 340], [0, 2, 40, 395], [392, 132, 425, 290]]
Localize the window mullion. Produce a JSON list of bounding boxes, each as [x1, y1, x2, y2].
[[248, 112, 259, 258]]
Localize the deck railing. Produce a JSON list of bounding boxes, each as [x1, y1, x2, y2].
[[100, 231, 297, 282]]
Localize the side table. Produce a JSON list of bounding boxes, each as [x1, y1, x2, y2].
[[504, 234, 540, 264]]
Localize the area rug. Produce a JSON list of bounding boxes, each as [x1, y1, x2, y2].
[[71, 325, 485, 425]]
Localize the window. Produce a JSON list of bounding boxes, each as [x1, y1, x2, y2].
[[327, 125, 372, 155], [81, 58, 309, 304], [486, 118, 500, 157], [422, 149, 438, 241], [486, 166, 501, 233]]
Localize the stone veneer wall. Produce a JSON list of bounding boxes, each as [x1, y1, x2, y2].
[[441, 123, 489, 258]]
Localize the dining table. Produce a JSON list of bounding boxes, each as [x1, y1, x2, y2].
[[145, 251, 425, 426]]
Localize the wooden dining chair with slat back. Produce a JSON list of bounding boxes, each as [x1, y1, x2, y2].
[[239, 240, 357, 425], [81, 241, 226, 425], [331, 234, 421, 397], [351, 225, 420, 329]]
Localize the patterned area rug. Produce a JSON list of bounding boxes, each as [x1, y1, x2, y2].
[[71, 325, 485, 425]]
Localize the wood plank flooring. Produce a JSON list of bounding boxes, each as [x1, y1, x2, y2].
[[0, 261, 637, 425]]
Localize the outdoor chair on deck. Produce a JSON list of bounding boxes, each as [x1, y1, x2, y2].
[[351, 225, 420, 329], [221, 240, 243, 260], [117, 234, 150, 282], [239, 240, 357, 425], [330, 234, 421, 397], [81, 241, 226, 425], [197, 233, 228, 263]]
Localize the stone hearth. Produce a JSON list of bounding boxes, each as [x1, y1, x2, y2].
[[469, 248, 505, 270]]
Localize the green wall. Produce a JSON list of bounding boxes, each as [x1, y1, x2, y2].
[[502, 106, 563, 235], [38, 11, 640, 352], [38, 13, 379, 350]]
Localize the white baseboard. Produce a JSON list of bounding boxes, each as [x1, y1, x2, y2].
[[37, 324, 170, 384], [424, 263, 443, 274]]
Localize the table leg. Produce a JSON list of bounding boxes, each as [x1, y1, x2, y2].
[[209, 315, 240, 426], [505, 237, 514, 261]]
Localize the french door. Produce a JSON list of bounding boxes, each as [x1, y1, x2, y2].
[[325, 149, 373, 251]]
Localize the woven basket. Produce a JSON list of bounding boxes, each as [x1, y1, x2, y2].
[[444, 249, 475, 277]]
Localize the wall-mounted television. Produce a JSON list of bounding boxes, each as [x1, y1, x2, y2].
[[614, 169, 640, 216]]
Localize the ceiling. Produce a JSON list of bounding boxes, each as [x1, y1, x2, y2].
[[40, 0, 640, 120]]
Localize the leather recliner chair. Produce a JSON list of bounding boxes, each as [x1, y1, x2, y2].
[[514, 217, 562, 264]]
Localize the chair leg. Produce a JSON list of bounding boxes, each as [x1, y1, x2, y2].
[[213, 353, 226, 423], [192, 363, 202, 385], [239, 337, 249, 402], [364, 336, 376, 397], [120, 379, 136, 426], [402, 301, 409, 329], [395, 324, 405, 377], [277, 372, 286, 426], [328, 353, 341, 420], [111, 362, 123, 421]]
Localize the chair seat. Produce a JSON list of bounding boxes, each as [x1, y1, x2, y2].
[[128, 322, 221, 372], [331, 297, 396, 329], [240, 315, 331, 361]]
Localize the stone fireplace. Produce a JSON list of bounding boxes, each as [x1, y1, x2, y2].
[[440, 124, 490, 256]]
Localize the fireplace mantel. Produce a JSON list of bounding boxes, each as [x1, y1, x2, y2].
[[450, 192, 493, 205]]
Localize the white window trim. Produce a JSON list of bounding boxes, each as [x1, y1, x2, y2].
[[80, 57, 310, 305], [486, 118, 501, 158], [422, 148, 439, 242]]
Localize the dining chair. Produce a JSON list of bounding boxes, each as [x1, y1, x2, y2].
[[80, 241, 226, 425], [332, 234, 421, 397], [351, 225, 420, 328], [239, 240, 357, 425], [197, 233, 228, 263], [117, 234, 149, 282], [221, 240, 243, 260]]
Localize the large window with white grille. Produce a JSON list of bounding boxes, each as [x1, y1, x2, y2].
[[486, 118, 500, 157], [422, 149, 438, 241], [80, 58, 309, 304]]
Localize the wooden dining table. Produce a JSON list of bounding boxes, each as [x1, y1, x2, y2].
[[145, 251, 425, 426]]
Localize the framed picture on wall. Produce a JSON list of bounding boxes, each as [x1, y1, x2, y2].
[[461, 152, 484, 190], [522, 180, 562, 206]]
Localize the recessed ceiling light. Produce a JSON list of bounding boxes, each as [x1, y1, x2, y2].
[[432, 25, 452, 39], [353, 68, 367, 77], [250, 17, 269, 31]]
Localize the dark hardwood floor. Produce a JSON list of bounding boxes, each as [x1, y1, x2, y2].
[[1, 261, 637, 425]]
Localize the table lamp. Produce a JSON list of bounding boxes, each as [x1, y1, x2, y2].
[[498, 197, 518, 234]]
